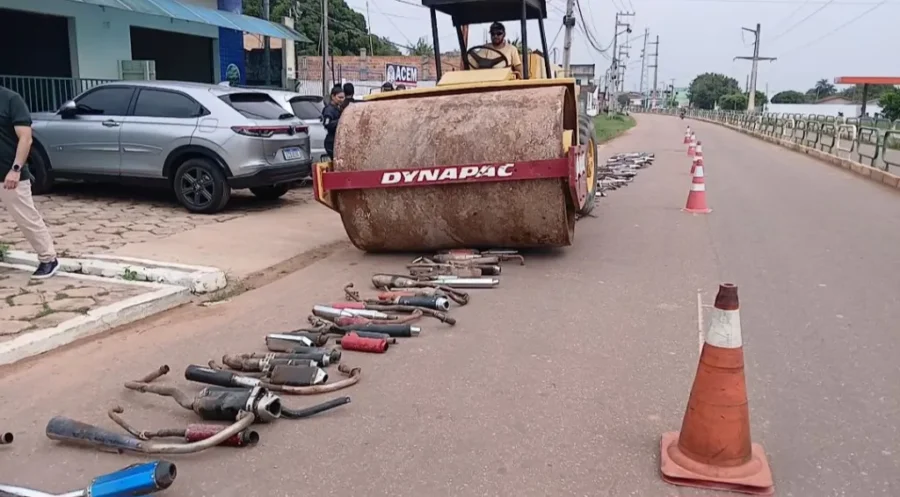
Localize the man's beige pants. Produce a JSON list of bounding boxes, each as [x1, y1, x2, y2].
[[0, 180, 56, 263]]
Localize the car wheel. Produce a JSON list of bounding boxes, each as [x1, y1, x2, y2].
[[250, 185, 291, 200], [28, 147, 53, 195], [173, 158, 230, 214]]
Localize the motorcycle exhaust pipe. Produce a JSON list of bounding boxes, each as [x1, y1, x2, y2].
[[336, 321, 421, 338], [185, 364, 328, 389], [430, 276, 500, 288], [0, 460, 177, 497], [313, 305, 390, 320], [46, 415, 255, 455]]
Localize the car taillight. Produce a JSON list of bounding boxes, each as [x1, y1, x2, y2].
[[293, 125, 308, 134], [231, 126, 292, 137]]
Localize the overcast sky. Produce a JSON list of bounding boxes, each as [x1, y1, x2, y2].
[[343, 0, 899, 94]]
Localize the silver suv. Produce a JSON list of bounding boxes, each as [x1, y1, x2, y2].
[[29, 81, 312, 213]]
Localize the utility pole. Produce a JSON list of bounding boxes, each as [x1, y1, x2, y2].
[[561, 0, 577, 76], [322, 0, 330, 96], [734, 23, 776, 112], [366, 0, 374, 55], [263, 0, 271, 86], [648, 35, 658, 109], [638, 28, 648, 106], [608, 11, 634, 112]]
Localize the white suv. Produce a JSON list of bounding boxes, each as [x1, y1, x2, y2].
[[29, 81, 312, 213]]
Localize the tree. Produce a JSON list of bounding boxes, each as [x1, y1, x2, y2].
[[839, 84, 897, 103], [718, 92, 748, 111], [409, 37, 433, 56], [879, 89, 900, 121], [811, 78, 837, 100], [770, 90, 807, 104], [751, 90, 768, 107], [242, 0, 402, 56], [688, 73, 741, 110]]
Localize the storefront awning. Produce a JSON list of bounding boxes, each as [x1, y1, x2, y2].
[[67, 0, 311, 42]]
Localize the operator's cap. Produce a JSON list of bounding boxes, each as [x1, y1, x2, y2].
[[489, 22, 505, 34]]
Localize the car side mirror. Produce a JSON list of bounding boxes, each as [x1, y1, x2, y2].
[[58, 100, 78, 118]]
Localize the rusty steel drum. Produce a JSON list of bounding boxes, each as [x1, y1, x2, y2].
[[332, 86, 575, 252]]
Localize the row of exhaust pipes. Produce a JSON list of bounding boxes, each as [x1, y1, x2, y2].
[[0, 161, 651, 496]]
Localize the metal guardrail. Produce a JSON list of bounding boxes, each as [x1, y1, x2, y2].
[[0, 75, 117, 113], [631, 106, 900, 174]]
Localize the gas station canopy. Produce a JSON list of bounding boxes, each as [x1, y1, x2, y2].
[[833, 77, 900, 85]]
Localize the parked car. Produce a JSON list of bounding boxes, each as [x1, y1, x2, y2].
[[29, 81, 312, 213], [253, 89, 328, 163]]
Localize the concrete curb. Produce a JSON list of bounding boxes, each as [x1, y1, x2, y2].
[[1, 251, 227, 294], [693, 117, 900, 192], [0, 263, 191, 366]]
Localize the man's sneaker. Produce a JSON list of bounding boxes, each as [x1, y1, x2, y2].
[[32, 259, 59, 279]]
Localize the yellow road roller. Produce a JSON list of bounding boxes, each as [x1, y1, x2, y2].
[[312, 0, 599, 252]]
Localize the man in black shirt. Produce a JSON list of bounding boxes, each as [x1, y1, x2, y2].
[[322, 85, 345, 158], [0, 86, 59, 278], [342, 82, 356, 109]]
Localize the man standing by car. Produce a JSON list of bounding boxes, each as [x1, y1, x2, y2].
[[322, 85, 345, 158], [0, 86, 59, 278]]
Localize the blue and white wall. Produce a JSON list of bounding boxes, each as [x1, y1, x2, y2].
[[216, 0, 246, 85], [0, 0, 220, 80]]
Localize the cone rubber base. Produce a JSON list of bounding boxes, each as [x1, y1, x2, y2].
[[682, 207, 712, 214], [660, 432, 774, 496]]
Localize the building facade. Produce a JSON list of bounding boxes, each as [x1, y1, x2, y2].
[[0, 0, 305, 111]]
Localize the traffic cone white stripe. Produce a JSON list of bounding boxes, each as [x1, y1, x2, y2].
[[694, 166, 704, 176], [705, 308, 742, 348], [690, 183, 706, 192]]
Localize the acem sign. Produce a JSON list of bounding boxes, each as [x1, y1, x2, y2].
[[385, 63, 418, 87]]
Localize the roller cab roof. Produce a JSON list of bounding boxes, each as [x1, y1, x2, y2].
[[421, 0, 548, 26]]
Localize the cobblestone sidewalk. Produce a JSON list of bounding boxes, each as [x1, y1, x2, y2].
[[0, 184, 313, 256], [0, 267, 147, 338]]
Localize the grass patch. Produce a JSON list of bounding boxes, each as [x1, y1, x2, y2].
[[594, 113, 636, 143]]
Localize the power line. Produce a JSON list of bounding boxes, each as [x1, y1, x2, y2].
[[368, 0, 415, 46], [778, 0, 889, 55], [574, 0, 614, 52], [300, 6, 414, 51], [550, 22, 565, 47], [575, 23, 611, 60], [769, 0, 813, 34], [768, 0, 835, 42]]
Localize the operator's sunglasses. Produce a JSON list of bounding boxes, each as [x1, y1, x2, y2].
[[490, 31, 504, 36]]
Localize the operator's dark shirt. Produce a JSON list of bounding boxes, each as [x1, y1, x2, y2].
[[322, 102, 342, 156], [0, 86, 34, 181]]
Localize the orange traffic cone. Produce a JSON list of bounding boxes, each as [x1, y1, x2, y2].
[[687, 134, 697, 157], [683, 165, 711, 214], [660, 283, 774, 495], [690, 156, 701, 175], [683, 127, 692, 144], [695, 141, 704, 166]]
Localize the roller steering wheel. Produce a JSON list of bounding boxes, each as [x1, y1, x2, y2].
[[466, 45, 510, 69]]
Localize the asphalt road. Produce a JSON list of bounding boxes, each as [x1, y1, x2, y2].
[[1, 114, 898, 497]]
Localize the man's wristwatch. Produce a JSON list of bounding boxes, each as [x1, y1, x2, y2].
[[11, 164, 21, 173]]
